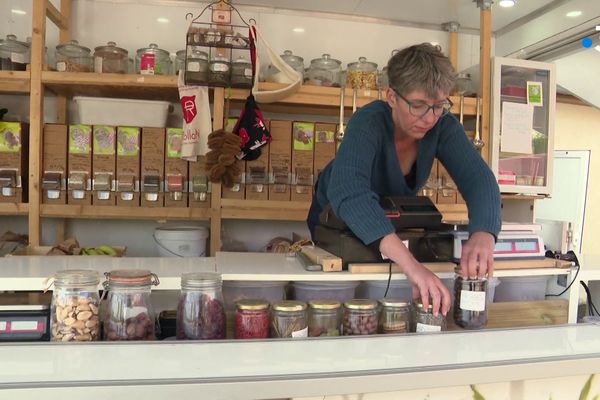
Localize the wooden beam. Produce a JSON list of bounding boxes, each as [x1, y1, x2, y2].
[[448, 30, 458, 71], [46, 1, 69, 31], [479, 6, 492, 163], [59, 0, 72, 43], [210, 88, 226, 256]]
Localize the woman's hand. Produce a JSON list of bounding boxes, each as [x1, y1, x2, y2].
[[460, 231, 495, 279]]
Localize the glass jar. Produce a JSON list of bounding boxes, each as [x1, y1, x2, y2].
[[453, 268, 488, 329], [305, 53, 341, 87], [176, 272, 226, 340], [55, 40, 92, 72], [280, 50, 304, 78], [414, 301, 446, 333], [135, 43, 172, 75], [184, 47, 209, 84], [378, 66, 389, 89], [378, 298, 410, 334], [453, 72, 473, 95], [346, 56, 378, 90], [231, 56, 253, 88], [342, 299, 378, 336], [0, 34, 28, 71], [50, 269, 100, 342], [93, 41, 128, 74], [102, 269, 159, 341], [208, 54, 231, 86], [308, 299, 341, 337], [271, 300, 307, 338], [235, 299, 270, 339], [175, 49, 186, 75]]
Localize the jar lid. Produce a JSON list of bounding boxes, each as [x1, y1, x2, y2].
[[233, 56, 250, 64], [181, 272, 221, 289], [56, 40, 91, 57], [281, 50, 304, 64], [136, 43, 169, 57], [344, 299, 377, 310], [105, 269, 159, 286], [0, 34, 27, 53], [347, 56, 377, 70], [94, 41, 128, 56], [186, 48, 208, 60], [378, 298, 409, 308], [415, 301, 433, 311], [236, 299, 270, 311], [308, 299, 341, 310], [54, 269, 99, 286], [310, 53, 341, 69], [210, 54, 229, 63], [272, 300, 307, 312]]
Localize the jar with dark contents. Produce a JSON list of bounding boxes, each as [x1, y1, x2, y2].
[[231, 56, 253, 88], [184, 47, 209, 84], [414, 301, 446, 333], [102, 269, 159, 341], [176, 272, 226, 340], [0, 34, 28, 71], [453, 268, 488, 329], [308, 300, 341, 337], [378, 298, 410, 334], [208, 54, 230, 86], [342, 299, 378, 336], [235, 299, 270, 339], [271, 300, 307, 338]]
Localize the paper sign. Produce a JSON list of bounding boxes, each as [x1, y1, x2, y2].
[[500, 102, 533, 154], [527, 81, 543, 106], [460, 290, 486, 312], [416, 323, 442, 333]]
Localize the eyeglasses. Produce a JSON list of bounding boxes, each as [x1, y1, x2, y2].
[[394, 91, 453, 118]]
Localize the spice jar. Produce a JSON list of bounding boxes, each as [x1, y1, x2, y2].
[[342, 299, 378, 336], [305, 53, 341, 87], [103, 269, 159, 341], [346, 56, 378, 90], [93, 41, 128, 74], [414, 301, 446, 333], [0, 34, 28, 71], [50, 269, 100, 342], [183, 47, 209, 84], [55, 40, 92, 72], [453, 267, 488, 329], [231, 56, 253, 88], [308, 300, 341, 337], [235, 299, 270, 339], [208, 54, 231, 86], [378, 298, 410, 334], [271, 300, 307, 338], [135, 43, 172, 75]]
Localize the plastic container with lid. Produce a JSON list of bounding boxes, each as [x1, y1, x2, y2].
[[55, 40, 92, 72], [378, 298, 410, 334], [346, 56, 378, 89], [231, 56, 253, 88], [0, 34, 28, 71], [183, 47, 209, 84], [305, 53, 341, 87], [208, 54, 231, 86], [235, 299, 270, 339], [135, 43, 171, 75], [342, 299, 378, 336], [271, 300, 307, 338], [50, 269, 100, 342], [414, 301, 446, 333], [93, 41, 128, 74], [291, 281, 359, 302], [176, 272, 226, 340], [102, 269, 160, 341], [308, 299, 341, 337], [453, 267, 488, 329]]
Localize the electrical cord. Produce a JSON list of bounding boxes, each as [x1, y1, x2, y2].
[[581, 281, 600, 317], [383, 260, 392, 298], [546, 250, 581, 297]]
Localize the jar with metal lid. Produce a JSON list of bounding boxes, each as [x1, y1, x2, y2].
[[308, 299, 341, 337], [50, 269, 100, 342], [235, 299, 270, 339], [176, 272, 226, 340], [231, 56, 253, 88], [453, 267, 488, 329], [0, 34, 28, 71], [93, 41, 128, 74], [183, 47, 209, 84], [271, 300, 307, 338], [135, 43, 171, 75], [342, 299, 378, 335], [281, 50, 304, 78], [102, 269, 159, 341], [55, 40, 92, 72], [414, 301, 446, 333], [208, 54, 231, 86], [346, 56, 378, 89], [378, 298, 410, 334], [305, 53, 341, 87]]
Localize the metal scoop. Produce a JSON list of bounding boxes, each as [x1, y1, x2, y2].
[[472, 96, 485, 150]]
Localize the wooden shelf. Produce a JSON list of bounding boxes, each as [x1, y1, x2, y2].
[[40, 204, 212, 220], [0, 71, 30, 94], [0, 202, 29, 216], [502, 194, 547, 200], [221, 199, 310, 221]]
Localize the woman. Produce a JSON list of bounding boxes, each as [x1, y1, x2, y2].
[[307, 43, 501, 317]]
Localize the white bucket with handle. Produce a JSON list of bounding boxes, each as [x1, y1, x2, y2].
[[153, 226, 209, 257]]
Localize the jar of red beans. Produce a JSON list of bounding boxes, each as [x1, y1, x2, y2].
[[342, 299, 378, 336], [235, 299, 270, 339]]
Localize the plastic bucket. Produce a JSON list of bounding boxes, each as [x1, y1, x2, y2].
[[153, 226, 209, 257], [291, 281, 359, 302]]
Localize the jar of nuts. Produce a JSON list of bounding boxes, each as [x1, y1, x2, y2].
[[342, 299, 378, 336], [378, 298, 410, 334], [102, 269, 159, 341], [414, 301, 447, 333], [271, 300, 307, 338], [50, 269, 100, 342], [235, 299, 270, 339], [346, 56, 378, 90], [55, 40, 92, 72], [93, 41, 128, 74], [308, 299, 341, 337], [176, 272, 226, 340]]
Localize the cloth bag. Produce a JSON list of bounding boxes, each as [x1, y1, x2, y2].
[[177, 70, 212, 161]]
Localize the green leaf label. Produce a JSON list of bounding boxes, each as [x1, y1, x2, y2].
[[117, 127, 140, 156], [293, 122, 315, 151], [69, 125, 91, 154], [0, 122, 21, 153], [93, 126, 116, 155], [167, 128, 183, 158]]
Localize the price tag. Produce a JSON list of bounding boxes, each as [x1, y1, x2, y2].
[[291, 326, 308, 338], [188, 61, 200, 72], [460, 290, 486, 311], [416, 323, 441, 333]]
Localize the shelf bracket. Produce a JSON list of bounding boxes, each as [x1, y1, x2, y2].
[[46, 2, 69, 31]]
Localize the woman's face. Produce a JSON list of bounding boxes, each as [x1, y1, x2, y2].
[[386, 88, 449, 140]]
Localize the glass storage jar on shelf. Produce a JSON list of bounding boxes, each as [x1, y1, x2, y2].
[[414, 301, 446, 333], [175, 49, 186, 75], [235, 299, 270, 339], [346, 56, 378, 90], [308, 299, 341, 337], [135, 43, 172, 75], [378, 298, 410, 334], [378, 66, 388, 89], [271, 300, 307, 338], [231, 56, 253, 88], [176, 272, 226, 340], [184, 47, 209, 84], [453, 266, 488, 329], [0, 34, 28, 71], [93, 41, 128, 74], [342, 299, 378, 336], [55, 40, 92, 72], [102, 269, 159, 341], [50, 269, 100, 342], [208, 54, 231, 87], [305, 53, 342, 87]]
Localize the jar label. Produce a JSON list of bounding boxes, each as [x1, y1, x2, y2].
[[94, 56, 103, 73], [416, 323, 441, 333], [188, 61, 200, 72], [56, 61, 67, 72], [211, 63, 229, 72], [11, 52, 25, 64], [141, 53, 155, 75], [460, 290, 486, 311], [291, 326, 308, 338], [244, 68, 252, 78]]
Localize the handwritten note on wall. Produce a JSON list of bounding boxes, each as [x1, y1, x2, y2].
[[501, 102, 534, 154]]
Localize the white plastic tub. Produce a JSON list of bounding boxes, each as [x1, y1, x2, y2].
[[222, 281, 288, 311], [73, 96, 170, 127], [493, 276, 548, 302], [153, 226, 209, 257], [290, 281, 359, 302]]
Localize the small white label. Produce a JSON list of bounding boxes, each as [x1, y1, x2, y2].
[[188, 61, 200, 72], [211, 63, 229, 72], [291, 326, 308, 338], [11, 52, 25, 63], [56, 61, 66, 72], [1, 187, 14, 197], [46, 190, 60, 199], [11, 321, 38, 331], [94, 56, 103, 73], [97, 191, 110, 200], [0, 321, 6, 332], [243, 68, 252, 78], [416, 323, 442, 333], [120, 192, 134, 201], [72, 190, 85, 199], [460, 290, 486, 312]]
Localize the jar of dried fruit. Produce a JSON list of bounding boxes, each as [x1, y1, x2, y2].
[[235, 299, 270, 339], [55, 40, 92, 72], [342, 299, 378, 336], [93, 41, 128, 74], [346, 56, 378, 90]]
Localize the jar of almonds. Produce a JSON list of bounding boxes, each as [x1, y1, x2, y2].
[[50, 269, 101, 342]]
